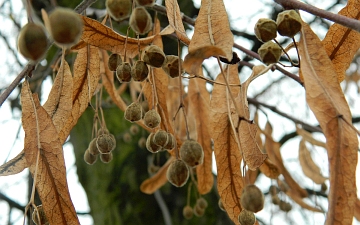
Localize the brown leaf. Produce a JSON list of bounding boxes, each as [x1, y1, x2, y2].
[[299, 139, 328, 184], [21, 82, 79, 225], [80, 15, 155, 58], [183, 46, 226, 75], [59, 45, 100, 143], [188, 0, 233, 61], [0, 150, 28, 176], [296, 126, 327, 148], [210, 69, 242, 225], [286, 189, 323, 213], [188, 78, 213, 194], [140, 156, 175, 194], [354, 198, 360, 221], [322, 0, 360, 82], [165, 0, 190, 45], [259, 158, 280, 179], [299, 21, 358, 225], [43, 59, 73, 133]]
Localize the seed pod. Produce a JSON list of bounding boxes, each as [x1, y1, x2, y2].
[[138, 136, 147, 148], [153, 130, 168, 147], [132, 60, 149, 81], [124, 102, 143, 122], [32, 205, 49, 225], [271, 195, 280, 205], [166, 159, 189, 187], [321, 182, 328, 193], [96, 133, 116, 154], [129, 7, 153, 35], [136, 0, 155, 7], [48, 7, 83, 47], [196, 197, 208, 209], [240, 184, 264, 213], [276, 10, 302, 38], [100, 152, 113, 163], [254, 18, 277, 42], [183, 205, 193, 219], [218, 199, 226, 212], [269, 185, 279, 196], [279, 200, 292, 212], [84, 149, 97, 165], [193, 204, 205, 217], [18, 23, 48, 62], [123, 132, 132, 143], [116, 62, 132, 82], [238, 210, 256, 225], [108, 53, 122, 71], [179, 139, 204, 167], [257, 41, 282, 65], [88, 138, 100, 155], [163, 132, 175, 150], [142, 45, 166, 67], [129, 124, 140, 135], [146, 133, 162, 153], [143, 109, 161, 129], [106, 0, 132, 21], [162, 55, 183, 78]]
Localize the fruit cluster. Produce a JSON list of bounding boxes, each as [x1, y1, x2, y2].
[[183, 197, 209, 219], [254, 10, 302, 65], [83, 129, 117, 164], [237, 184, 265, 225], [269, 185, 293, 212]]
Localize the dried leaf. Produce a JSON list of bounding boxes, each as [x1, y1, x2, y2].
[[80, 15, 155, 58], [188, 78, 213, 194], [355, 198, 360, 221], [59, 45, 100, 143], [259, 158, 280, 179], [286, 189, 323, 213], [140, 157, 175, 194], [299, 21, 358, 225], [43, 59, 73, 133], [0, 150, 27, 176], [21, 82, 79, 225], [165, 0, 190, 45], [296, 126, 327, 148], [188, 0, 233, 61], [210, 69, 242, 225], [322, 0, 360, 82], [299, 139, 328, 184], [183, 46, 226, 75]]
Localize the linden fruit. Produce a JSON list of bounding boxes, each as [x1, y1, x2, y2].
[[238, 210, 256, 225], [183, 205, 193, 219], [96, 133, 116, 154], [258, 41, 282, 65], [143, 109, 161, 129], [179, 139, 204, 167], [116, 62, 132, 82], [124, 102, 143, 122], [254, 18, 277, 42], [163, 133, 175, 150], [84, 149, 97, 165], [88, 138, 100, 155], [108, 53, 122, 71], [106, 0, 132, 21], [18, 23, 48, 62], [240, 184, 264, 213], [32, 205, 49, 225], [100, 152, 113, 163], [196, 197, 208, 209], [129, 7, 153, 35], [162, 55, 183, 78], [276, 10, 302, 38], [153, 129, 168, 147], [142, 45, 166, 68], [132, 60, 149, 81], [146, 133, 162, 153], [166, 159, 189, 187]]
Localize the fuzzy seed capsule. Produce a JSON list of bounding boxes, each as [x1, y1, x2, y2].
[[124, 102, 143, 122], [258, 41, 282, 65], [162, 55, 183, 78], [254, 18, 277, 42], [132, 60, 149, 81], [143, 109, 161, 129], [48, 7, 83, 47], [106, 0, 132, 21], [271, 195, 280, 205], [183, 205, 193, 219], [100, 152, 113, 163], [146, 133, 162, 153], [142, 45, 166, 68], [108, 53, 122, 71], [163, 132, 175, 150], [18, 23, 48, 62], [276, 10, 302, 38], [153, 129, 168, 147], [238, 210, 256, 225], [193, 204, 205, 217], [116, 62, 132, 82], [89, 138, 100, 155], [129, 124, 140, 135], [279, 200, 292, 212], [179, 139, 204, 167], [166, 159, 189, 187], [129, 7, 153, 35], [84, 149, 97, 165], [96, 133, 116, 154], [240, 184, 264, 213]]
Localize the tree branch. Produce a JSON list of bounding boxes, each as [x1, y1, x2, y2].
[[0, 192, 24, 211]]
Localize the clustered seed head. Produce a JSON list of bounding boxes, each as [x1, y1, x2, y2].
[[162, 55, 183, 78], [48, 7, 83, 47], [276, 10, 302, 38], [257, 41, 282, 65], [254, 18, 277, 42], [142, 45, 166, 68], [136, 0, 155, 7], [106, 0, 132, 21], [84, 149, 98, 165], [18, 23, 48, 62], [96, 133, 116, 154], [108, 53, 122, 71], [240, 184, 264, 213], [143, 109, 161, 128], [32, 205, 49, 225], [129, 7, 153, 35], [166, 159, 189, 187], [131, 60, 149, 81], [124, 102, 143, 122], [183, 205, 193, 219], [179, 139, 204, 167], [146, 133, 162, 153], [238, 210, 256, 225], [116, 62, 132, 82]]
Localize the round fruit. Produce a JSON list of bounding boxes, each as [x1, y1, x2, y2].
[[116, 62, 132, 82], [129, 124, 140, 135], [196, 197, 208, 209], [179, 139, 204, 167], [271, 195, 280, 205], [123, 132, 132, 143], [131, 60, 149, 81], [276, 10, 302, 38], [108, 53, 122, 71], [240, 184, 264, 213], [100, 152, 113, 163], [153, 129, 168, 147], [257, 41, 282, 65], [269, 185, 279, 196], [129, 7, 153, 35], [96, 133, 116, 154], [183, 205, 193, 219], [162, 55, 183, 78], [193, 204, 205, 217], [238, 209, 256, 225], [279, 200, 292, 212], [48, 7, 83, 47], [146, 133, 162, 153], [166, 159, 189, 187], [143, 109, 161, 129], [18, 23, 48, 62], [106, 0, 132, 21], [84, 149, 97, 165], [124, 102, 143, 122], [142, 45, 166, 68], [254, 18, 277, 42], [88, 138, 100, 155], [32, 205, 49, 225], [163, 133, 175, 150]]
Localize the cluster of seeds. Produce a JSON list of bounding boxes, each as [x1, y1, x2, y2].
[[268, 185, 293, 212], [237, 184, 265, 224], [183, 197, 209, 219], [254, 9, 302, 65], [84, 129, 116, 164]]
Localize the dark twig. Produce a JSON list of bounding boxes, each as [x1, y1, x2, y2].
[[0, 192, 24, 211]]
